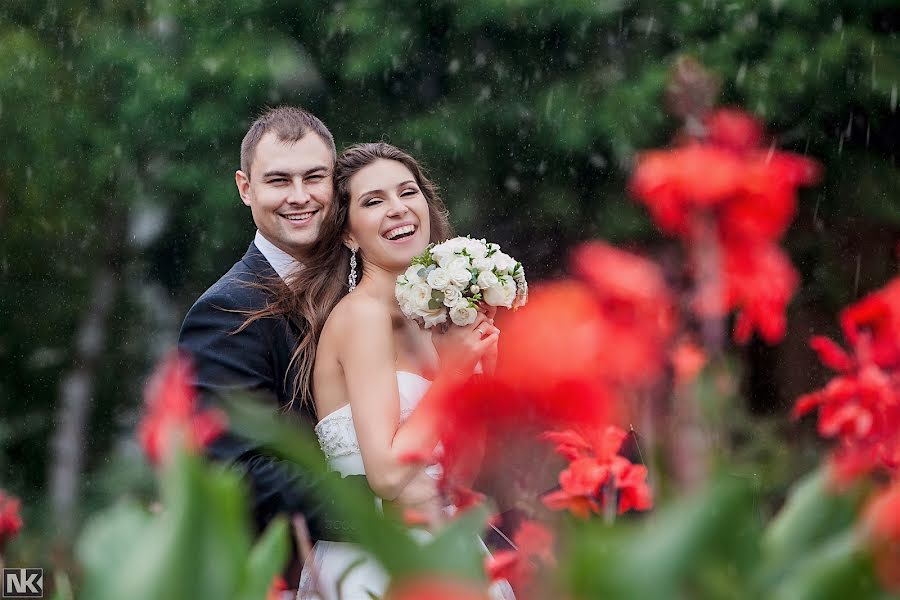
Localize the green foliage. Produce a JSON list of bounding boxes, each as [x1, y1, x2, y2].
[[564, 467, 889, 600], [0, 0, 896, 586], [75, 450, 288, 600]]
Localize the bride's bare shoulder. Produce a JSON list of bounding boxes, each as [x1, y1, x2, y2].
[[323, 293, 393, 337]]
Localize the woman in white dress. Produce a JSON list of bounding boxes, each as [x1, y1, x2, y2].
[[288, 143, 505, 600]]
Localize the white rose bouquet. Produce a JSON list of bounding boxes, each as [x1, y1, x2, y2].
[[395, 236, 528, 328]]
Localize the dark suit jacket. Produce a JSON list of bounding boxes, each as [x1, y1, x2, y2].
[[178, 242, 369, 542]]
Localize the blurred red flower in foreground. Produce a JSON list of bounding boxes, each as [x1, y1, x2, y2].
[[541, 426, 652, 518], [793, 278, 900, 485], [137, 351, 226, 466], [266, 575, 288, 600], [569, 242, 676, 384], [630, 107, 820, 344], [0, 490, 23, 547], [862, 480, 900, 591], [385, 577, 490, 600], [486, 520, 556, 594]]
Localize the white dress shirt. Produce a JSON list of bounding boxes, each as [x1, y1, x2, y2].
[[253, 230, 302, 281]]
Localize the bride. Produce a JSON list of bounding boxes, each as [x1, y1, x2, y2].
[[288, 142, 508, 599]]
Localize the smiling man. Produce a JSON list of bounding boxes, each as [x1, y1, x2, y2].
[[177, 107, 435, 584]]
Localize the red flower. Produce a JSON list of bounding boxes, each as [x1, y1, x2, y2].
[[266, 575, 288, 600], [541, 426, 652, 518], [630, 108, 820, 345], [841, 277, 900, 371], [794, 283, 900, 485], [569, 242, 676, 385], [672, 340, 707, 384], [137, 351, 226, 466], [630, 144, 745, 236], [485, 521, 555, 592], [0, 490, 23, 547], [704, 108, 763, 152], [386, 578, 490, 600], [862, 480, 900, 591]]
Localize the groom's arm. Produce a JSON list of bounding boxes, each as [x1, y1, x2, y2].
[[178, 289, 371, 542]]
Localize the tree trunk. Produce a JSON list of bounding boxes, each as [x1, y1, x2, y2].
[[48, 268, 118, 543]]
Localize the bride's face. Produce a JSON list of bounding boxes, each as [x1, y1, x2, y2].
[[346, 159, 431, 273]]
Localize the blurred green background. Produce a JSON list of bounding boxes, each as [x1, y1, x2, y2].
[[0, 0, 897, 552]]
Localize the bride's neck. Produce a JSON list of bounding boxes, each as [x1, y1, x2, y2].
[[355, 263, 402, 308]]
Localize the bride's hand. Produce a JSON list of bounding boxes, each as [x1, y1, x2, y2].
[[478, 305, 499, 375], [431, 313, 500, 380]]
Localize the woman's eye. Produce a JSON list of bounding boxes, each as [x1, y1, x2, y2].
[[365, 198, 382, 207], [307, 175, 324, 182], [401, 189, 419, 197]]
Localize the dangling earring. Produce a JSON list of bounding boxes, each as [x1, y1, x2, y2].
[[348, 248, 358, 292]]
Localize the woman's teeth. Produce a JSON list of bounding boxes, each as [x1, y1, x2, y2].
[[384, 225, 416, 240]]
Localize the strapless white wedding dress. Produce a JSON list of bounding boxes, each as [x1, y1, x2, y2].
[[297, 372, 514, 600]]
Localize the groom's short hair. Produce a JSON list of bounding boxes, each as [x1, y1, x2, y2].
[[240, 106, 336, 177]]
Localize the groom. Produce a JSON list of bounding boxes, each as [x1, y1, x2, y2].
[[178, 107, 434, 552]]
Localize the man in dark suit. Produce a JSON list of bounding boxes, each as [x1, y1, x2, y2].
[[178, 107, 435, 553]]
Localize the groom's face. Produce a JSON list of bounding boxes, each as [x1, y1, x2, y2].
[[236, 132, 334, 260]]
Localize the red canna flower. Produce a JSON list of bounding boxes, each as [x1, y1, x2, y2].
[[840, 277, 900, 371], [630, 107, 820, 345], [541, 426, 652, 518], [485, 520, 555, 593], [672, 339, 707, 385], [386, 577, 491, 600], [704, 108, 763, 152], [266, 575, 288, 600], [0, 490, 23, 547], [862, 480, 900, 591], [137, 351, 226, 466], [569, 242, 676, 385], [794, 281, 900, 485]]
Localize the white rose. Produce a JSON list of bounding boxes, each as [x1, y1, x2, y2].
[[418, 307, 448, 328], [462, 238, 489, 259], [404, 265, 425, 284], [432, 238, 465, 267], [483, 276, 516, 308], [449, 300, 478, 326], [472, 257, 493, 272], [426, 267, 452, 290], [449, 267, 472, 288], [492, 251, 516, 273], [409, 282, 433, 312], [476, 270, 500, 290], [443, 286, 463, 307]]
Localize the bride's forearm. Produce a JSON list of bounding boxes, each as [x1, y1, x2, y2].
[[369, 371, 466, 500]]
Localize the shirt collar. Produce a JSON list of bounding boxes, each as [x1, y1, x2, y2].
[[254, 231, 302, 281]]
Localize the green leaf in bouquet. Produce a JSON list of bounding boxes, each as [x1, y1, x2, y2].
[[235, 517, 289, 600]]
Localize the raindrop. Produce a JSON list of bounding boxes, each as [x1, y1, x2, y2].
[[891, 84, 897, 112], [736, 62, 746, 85], [504, 176, 520, 193]]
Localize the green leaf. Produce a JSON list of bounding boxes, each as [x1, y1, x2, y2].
[[235, 517, 289, 600]]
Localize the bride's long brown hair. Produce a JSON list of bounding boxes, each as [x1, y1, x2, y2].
[[244, 142, 453, 411]]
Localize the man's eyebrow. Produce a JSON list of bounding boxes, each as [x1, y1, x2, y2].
[[261, 170, 292, 179], [261, 166, 331, 179]]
